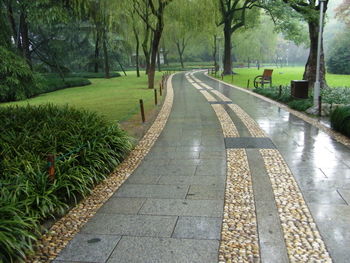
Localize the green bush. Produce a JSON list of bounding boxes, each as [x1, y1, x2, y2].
[[68, 72, 121, 78], [0, 46, 42, 102], [330, 106, 350, 137], [288, 99, 313, 111], [41, 76, 91, 94], [322, 87, 350, 105], [254, 86, 313, 111], [0, 104, 132, 262]]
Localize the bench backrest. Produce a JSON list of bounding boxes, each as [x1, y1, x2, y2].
[[263, 69, 273, 80]]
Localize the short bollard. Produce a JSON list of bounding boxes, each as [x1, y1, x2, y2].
[[221, 73, 224, 80], [318, 96, 322, 117], [247, 79, 250, 89], [47, 154, 55, 180], [159, 83, 162, 96], [278, 85, 282, 97], [231, 74, 234, 83], [139, 99, 145, 123], [154, 89, 158, 105]]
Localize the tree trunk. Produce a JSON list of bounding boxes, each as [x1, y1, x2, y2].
[[7, 2, 17, 42], [20, 13, 31, 68], [176, 42, 184, 69], [223, 25, 232, 75], [102, 31, 110, 79], [148, 30, 162, 89], [94, 33, 100, 73], [142, 25, 151, 75], [213, 35, 217, 68], [157, 49, 161, 72], [303, 21, 327, 89], [133, 26, 140, 77]]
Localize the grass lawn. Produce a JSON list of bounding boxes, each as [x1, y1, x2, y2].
[[1, 71, 162, 123], [219, 67, 350, 88]]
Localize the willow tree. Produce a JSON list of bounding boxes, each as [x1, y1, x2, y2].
[[133, 0, 173, 89], [217, 0, 260, 75]]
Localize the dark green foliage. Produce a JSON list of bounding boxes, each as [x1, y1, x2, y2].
[[322, 87, 350, 105], [67, 72, 121, 78], [288, 99, 313, 111], [254, 86, 312, 111], [330, 106, 350, 137], [0, 47, 42, 102], [327, 31, 350, 75], [41, 76, 91, 94], [0, 105, 132, 262]]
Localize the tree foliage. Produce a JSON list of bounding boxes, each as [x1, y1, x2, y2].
[[327, 30, 350, 74]]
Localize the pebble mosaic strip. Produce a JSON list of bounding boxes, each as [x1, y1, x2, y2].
[[227, 104, 267, 138], [190, 73, 214, 89], [219, 149, 260, 263], [187, 74, 260, 262], [211, 104, 240, 138], [260, 149, 332, 263], [206, 72, 350, 147], [200, 90, 218, 102], [29, 75, 175, 263]]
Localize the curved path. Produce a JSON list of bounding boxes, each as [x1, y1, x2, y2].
[[53, 71, 350, 263]]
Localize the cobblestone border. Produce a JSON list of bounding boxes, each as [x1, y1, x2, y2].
[[219, 149, 260, 263], [260, 149, 332, 263], [29, 75, 175, 262], [206, 72, 350, 147]]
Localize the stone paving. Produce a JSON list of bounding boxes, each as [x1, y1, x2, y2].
[[53, 71, 350, 263]]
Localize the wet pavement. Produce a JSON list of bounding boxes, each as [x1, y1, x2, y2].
[[54, 71, 350, 263]]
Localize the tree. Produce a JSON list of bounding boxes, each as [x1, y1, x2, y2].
[[133, 0, 173, 89], [265, 0, 329, 88], [327, 31, 350, 74], [217, 0, 260, 75]]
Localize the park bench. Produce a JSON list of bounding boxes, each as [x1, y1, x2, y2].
[[253, 69, 273, 88]]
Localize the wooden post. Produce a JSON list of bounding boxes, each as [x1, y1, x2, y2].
[[247, 79, 250, 89], [278, 85, 282, 97], [231, 74, 233, 83], [159, 83, 162, 96], [318, 96, 322, 117], [221, 73, 224, 80], [139, 99, 145, 123], [47, 154, 55, 180], [154, 89, 158, 105]]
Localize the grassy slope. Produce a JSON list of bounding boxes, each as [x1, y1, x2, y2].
[[2, 71, 161, 122], [221, 67, 350, 88]]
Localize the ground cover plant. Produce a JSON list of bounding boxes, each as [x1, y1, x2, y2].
[[2, 72, 161, 122], [253, 85, 313, 112], [0, 104, 132, 262]]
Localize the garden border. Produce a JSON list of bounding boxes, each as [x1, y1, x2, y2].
[[29, 74, 175, 262], [206, 72, 350, 147]]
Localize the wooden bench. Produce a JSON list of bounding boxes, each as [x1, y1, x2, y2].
[[253, 69, 273, 88]]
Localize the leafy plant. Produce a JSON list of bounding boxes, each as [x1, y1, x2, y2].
[[0, 104, 133, 261]]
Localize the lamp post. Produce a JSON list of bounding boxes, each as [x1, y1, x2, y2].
[[314, 0, 326, 107]]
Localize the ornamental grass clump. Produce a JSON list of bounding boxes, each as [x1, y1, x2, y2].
[[0, 104, 132, 262]]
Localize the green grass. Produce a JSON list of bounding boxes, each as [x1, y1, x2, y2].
[[2, 71, 161, 122], [218, 67, 350, 88]]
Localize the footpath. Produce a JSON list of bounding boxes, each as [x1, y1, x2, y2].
[[52, 71, 350, 263]]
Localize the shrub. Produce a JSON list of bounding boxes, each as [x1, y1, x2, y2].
[[0, 46, 42, 102], [288, 99, 313, 111], [322, 87, 350, 105], [0, 104, 133, 261], [330, 106, 350, 137], [41, 76, 91, 94], [68, 72, 121, 78], [254, 86, 313, 111]]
